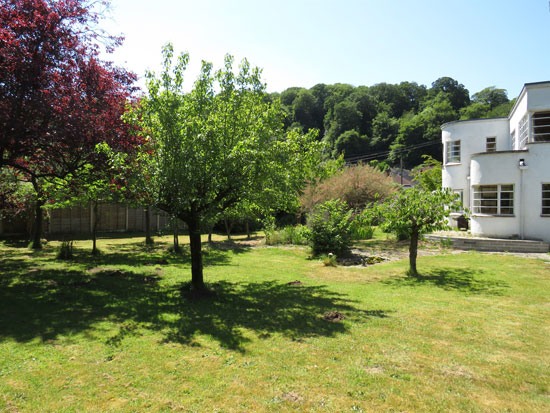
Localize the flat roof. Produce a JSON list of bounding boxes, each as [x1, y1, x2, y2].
[[441, 117, 507, 129]]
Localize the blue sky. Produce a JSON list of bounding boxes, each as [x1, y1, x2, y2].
[[100, 0, 550, 99]]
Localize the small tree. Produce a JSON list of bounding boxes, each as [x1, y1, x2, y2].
[[374, 187, 461, 276], [126, 44, 324, 291], [307, 199, 353, 257]]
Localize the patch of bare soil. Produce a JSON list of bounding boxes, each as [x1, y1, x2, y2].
[[323, 311, 346, 322], [281, 391, 304, 403]]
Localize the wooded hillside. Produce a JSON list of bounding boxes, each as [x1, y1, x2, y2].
[[272, 78, 515, 168]]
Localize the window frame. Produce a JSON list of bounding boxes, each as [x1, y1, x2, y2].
[[472, 184, 514, 216], [510, 130, 516, 150], [518, 114, 529, 149], [446, 140, 461, 164], [543, 183, 550, 216], [532, 111, 550, 142], [486, 136, 496, 152]]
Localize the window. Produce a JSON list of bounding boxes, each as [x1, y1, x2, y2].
[[543, 184, 550, 215], [486, 137, 496, 152], [473, 184, 514, 215], [533, 111, 550, 142], [510, 130, 516, 150], [518, 114, 529, 149], [446, 140, 460, 163]]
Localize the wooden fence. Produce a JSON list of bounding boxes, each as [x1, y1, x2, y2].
[[0, 203, 173, 236]]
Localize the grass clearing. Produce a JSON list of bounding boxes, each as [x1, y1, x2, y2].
[[1, 233, 550, 411]]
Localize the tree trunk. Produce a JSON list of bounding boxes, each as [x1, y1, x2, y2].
[[224, 218, 232, 241], [208, 226, 213, 243], [92, 201, 99, 255], [187, 214, 205, 291], [246, 220, 251, 240], [31, 198, 44, 250], [173, 218, 180, 252], [409, 229, 419, 276], [145, 206, 153, 245]]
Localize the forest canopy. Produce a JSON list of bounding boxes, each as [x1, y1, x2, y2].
[[272, 78, 516, 168]]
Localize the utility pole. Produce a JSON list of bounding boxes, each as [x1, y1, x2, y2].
[[400, 156, 404, 186]]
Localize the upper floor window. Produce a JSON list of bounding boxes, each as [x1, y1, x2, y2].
[[473, 184, 514, 215], [543, 184, 550, 215], [518, 114, 529, 149], [486, 137, 496, 152], [510, 130, 516, 150], [533, 111, 550, 142], [446, 140, 460, 164]]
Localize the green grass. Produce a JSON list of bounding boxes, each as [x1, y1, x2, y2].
[[1, 234, 550, 411]]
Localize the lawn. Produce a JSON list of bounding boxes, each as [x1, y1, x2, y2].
[[1, 233, 549, 412]]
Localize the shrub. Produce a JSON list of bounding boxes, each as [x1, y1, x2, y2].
[[265, 225, 310, 246], [307, 200, 353, 256], [56, 239, 74, 260], [300, 163, 395, 214], [350, 209, 375, 240]]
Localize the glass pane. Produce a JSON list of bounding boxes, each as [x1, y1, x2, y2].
[[500, 208, 514, 215], [501, 185, 513, 192]]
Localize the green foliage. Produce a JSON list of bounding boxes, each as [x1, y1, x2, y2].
[[322, 253, 337, 267], [123, 43, 325, 289], [471, 86, 508, 109], [350, 210, 375, 240], [56, 239, 74, 260], [376, 187, 461, 239], [333, 130, 369, 158], [411, 155, 442, 191], [265, 225, 310, 246], [373, 187, 462, 275], [306, 200, 353, 256]]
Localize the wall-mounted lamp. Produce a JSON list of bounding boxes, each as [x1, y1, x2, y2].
[[519, 158, 528, 169]]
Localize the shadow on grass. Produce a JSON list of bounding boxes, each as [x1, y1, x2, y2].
[[382, 268, 509, 296], [0, 264, 388, 352]]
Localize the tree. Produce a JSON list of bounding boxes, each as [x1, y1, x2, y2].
[[0, 0, 137, 248], [128, 44, 323, 291], [429, 77, 470, 112], [332, 130, 369, 158], [472, 86, 508, 109], [411, 155, 442, 191], [374, 188, 461, 276]]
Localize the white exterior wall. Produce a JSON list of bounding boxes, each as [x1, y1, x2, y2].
[[470, 143, 550, 241], [509, 93, 528, 149], [441, 82, 550, 242], [521, 143, 550, 241], [442, 119, 509, 210], [470, 152, 522, 238]]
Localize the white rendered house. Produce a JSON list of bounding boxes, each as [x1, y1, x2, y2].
[[442, 81, 550, 242]]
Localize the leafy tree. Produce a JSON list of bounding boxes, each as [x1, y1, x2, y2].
[[472, 86, 508, 109], [292, 89, 323, 133], [368, 82, 409, 118], [411, 155, 442, 191], [487, 98, 516, 118], [370, 111, 400, 151], [332, 130, 369, 158], [429, 77, 470, 111], [0, 0, 137, 248], [398, 81, 427, 114], [323, 99, 362, 150], [129, 44, 323, 291], [459, 102, 490, 120], [374, 188, 461, 275]]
